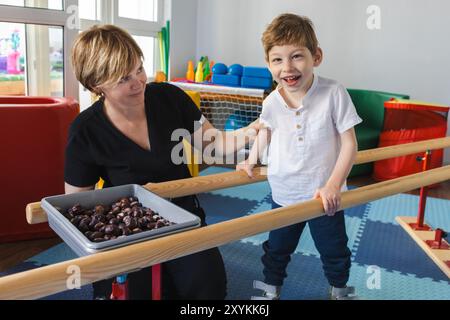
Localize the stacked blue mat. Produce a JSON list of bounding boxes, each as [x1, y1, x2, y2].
[[212, 64, 273, 90]]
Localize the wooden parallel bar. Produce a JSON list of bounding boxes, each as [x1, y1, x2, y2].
[[396, 217, 450, 278], [26, 137, 450, 225], [2, 164, 450, 299]]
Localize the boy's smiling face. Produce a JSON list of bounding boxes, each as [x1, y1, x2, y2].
[[267, 44, 322, 98]]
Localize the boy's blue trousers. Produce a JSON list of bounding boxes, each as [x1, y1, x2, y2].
[[262, 199, 351, 288]]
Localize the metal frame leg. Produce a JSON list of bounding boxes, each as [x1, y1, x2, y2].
[[152, 264, 162, 300]]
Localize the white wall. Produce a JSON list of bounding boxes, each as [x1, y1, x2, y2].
[[169, 0, 198, 80], [196, 0, 450, 102], [172, 0, 450, 163]]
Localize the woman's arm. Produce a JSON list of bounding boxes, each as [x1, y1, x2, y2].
[[65, 182, 95, 194], [250, 128, 271, 164], [200, 118, 263, 157]]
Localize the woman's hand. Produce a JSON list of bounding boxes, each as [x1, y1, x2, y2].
[[313, 184, 341, 216], [236, 160, 255, 178]]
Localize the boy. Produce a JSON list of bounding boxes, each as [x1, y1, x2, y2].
[[237, 13, 362, 300]]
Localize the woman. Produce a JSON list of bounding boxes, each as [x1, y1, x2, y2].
[[67, 25, 261, 300]]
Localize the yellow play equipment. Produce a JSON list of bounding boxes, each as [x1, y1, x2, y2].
[[183, 90, 201, 177]]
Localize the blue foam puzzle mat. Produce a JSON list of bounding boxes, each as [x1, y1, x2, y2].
[[3, 166, 449, 300]]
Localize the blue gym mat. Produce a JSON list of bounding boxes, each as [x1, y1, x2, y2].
[[2, 166, 449, 300]]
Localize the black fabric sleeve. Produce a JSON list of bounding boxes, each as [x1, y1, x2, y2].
[[165, 83, 204, 134], [64, 124, 101, 187]]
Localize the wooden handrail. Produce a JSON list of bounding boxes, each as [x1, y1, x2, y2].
[[1, 164, 450, 299], [26, 136, 450, 224], [355, 136, 450, 164]]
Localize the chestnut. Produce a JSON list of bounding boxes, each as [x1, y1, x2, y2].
[[105, 224, 120, 236], [94, 222, 105, 231], [109, 218, 119, 225], [123, 216, 137, 229], [63, 195, 175, 243], [155, 220, 166, 229], [91, 231, 104, 239]]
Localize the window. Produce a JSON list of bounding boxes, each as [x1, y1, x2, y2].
[[0, 1, 77, 97], [0, 22, 25, 95], [0, 0, 164, 106], [0, 0, 63, 10], [0, 22, 64, 96], [76, 0, 163, 110], [78, 0, 163, 76], [78, 0, 101, 21], [133, 35, 156, 79], [118, 0, 157, 22]]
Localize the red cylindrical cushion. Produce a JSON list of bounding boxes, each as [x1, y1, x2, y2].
[[0, 96, 79, 242], [373, 103, 448, 181]]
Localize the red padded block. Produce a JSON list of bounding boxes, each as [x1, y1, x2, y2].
[[0, 96, 79, 243], [374, 100, 449, 181]]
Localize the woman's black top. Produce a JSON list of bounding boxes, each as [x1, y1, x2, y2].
[[64, 82, 202, 210]]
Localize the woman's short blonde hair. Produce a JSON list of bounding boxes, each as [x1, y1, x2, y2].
[[71, 25, 143, 95], [262, 13, 318, 61]]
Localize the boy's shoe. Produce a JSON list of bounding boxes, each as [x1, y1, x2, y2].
[[251, 280, 281, 300], [330, 286, 359, 300]]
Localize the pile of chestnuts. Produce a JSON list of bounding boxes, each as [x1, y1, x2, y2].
[[61, 196, 175, 243]]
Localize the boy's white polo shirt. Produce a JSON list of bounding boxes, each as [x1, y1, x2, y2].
[[260, 75, 362, 207]]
